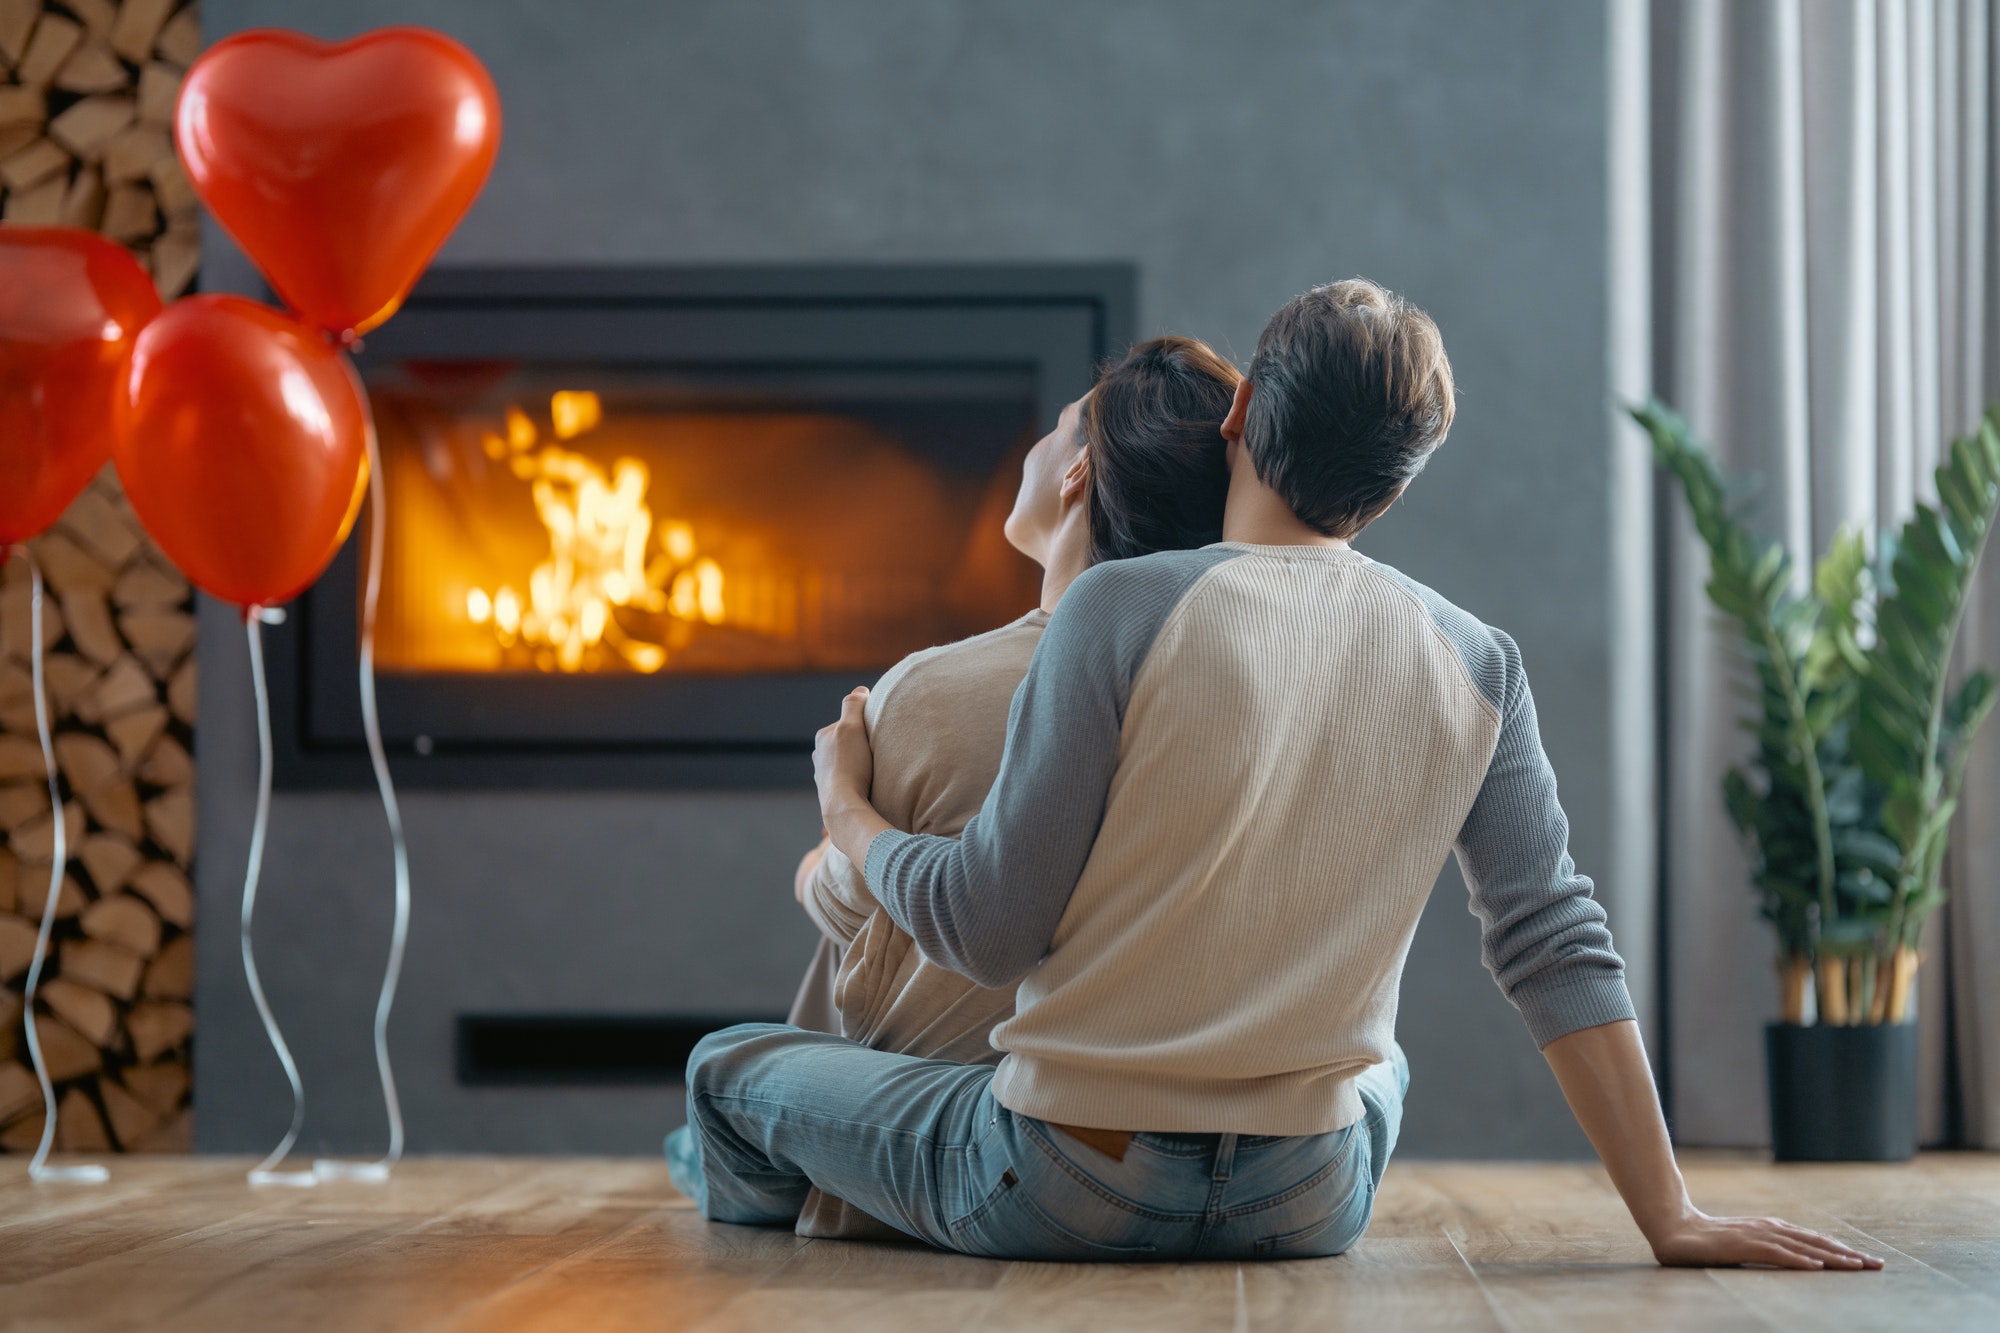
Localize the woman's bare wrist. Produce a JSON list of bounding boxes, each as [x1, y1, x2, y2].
[[823, 792, 890, 864]]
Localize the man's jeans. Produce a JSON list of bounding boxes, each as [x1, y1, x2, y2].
[[668, 1024, 1408, 1261]]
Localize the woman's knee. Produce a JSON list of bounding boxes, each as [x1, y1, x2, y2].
[[685, 1022, 795, 1101]]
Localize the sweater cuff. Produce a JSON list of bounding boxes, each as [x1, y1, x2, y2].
[[863, 827, 913, 899], [1514, 969, 1638, 1049]]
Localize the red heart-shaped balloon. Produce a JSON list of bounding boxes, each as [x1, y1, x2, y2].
[[0, 227, 162, 548], [176, 26, 501, 341], [114, 295, 370, 609]]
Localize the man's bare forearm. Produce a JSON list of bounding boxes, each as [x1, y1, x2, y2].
[[1542, 1020, 1690, 1238], [1543, 1019, 1880, 1270]]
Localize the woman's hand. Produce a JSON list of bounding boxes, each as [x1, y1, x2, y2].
[[813, 687, 873, 815], [1644, 1208, 1880, 1271], [813, 687, 890, 863]]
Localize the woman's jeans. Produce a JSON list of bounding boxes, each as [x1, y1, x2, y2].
[[668, 1023, 1408, 1261]]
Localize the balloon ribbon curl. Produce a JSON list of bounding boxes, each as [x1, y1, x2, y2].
[[312, 408, 409, 1183], [13, 547, 109, 1184], [240, 605, 315, 1186]]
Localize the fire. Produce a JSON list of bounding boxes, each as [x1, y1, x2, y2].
[[465, 390, 724, 673]]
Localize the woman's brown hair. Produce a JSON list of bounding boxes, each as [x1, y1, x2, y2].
[[1083, 335, 1241, 564]]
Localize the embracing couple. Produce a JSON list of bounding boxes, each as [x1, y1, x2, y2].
[[666, 280, 1880, 1271]]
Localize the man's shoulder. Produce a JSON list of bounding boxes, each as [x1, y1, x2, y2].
[[1059, 545, 1245, 622], [1356, 559, 1519, 714], [1043, 546, 1247, 675]]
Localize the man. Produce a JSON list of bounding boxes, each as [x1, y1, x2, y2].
[[673, 280, 1880, 1269]]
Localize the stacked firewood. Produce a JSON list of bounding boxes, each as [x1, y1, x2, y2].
[[0, 0, 201, 298], [0, 0, 198, 1154]]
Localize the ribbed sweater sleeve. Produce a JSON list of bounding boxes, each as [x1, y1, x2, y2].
[[864, 551, 1232, 987], [1450, 630, 1636, 1047]]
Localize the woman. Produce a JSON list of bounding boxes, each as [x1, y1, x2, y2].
[[674, 335, 1239, 1239]]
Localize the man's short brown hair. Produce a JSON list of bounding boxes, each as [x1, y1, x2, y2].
[[1241, 278, 1456, 539]]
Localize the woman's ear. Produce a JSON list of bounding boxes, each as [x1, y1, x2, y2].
[[1059, 450, 1092, 507]]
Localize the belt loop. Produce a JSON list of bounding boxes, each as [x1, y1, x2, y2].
[[1212, 1132, 1238, 1184]]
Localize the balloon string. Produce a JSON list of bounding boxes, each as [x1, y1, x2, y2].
[[315, 407, 408, 1183], [241, 610, 315, 1187], [16, 547, 107, 1184]]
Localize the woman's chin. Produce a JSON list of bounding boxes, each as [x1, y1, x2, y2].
[[1002, 520, 1041, 566]]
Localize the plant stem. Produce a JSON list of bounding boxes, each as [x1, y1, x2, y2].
[[1891, 504, 1998, 947], [1778, 956, 1810, 1025], [1756, 616, 1838, 920], [1818, 956, 1849, 1026], [1887, 947, 1919, 1024]]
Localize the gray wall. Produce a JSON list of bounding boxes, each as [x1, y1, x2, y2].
[[197, 0, 1625, 1158]]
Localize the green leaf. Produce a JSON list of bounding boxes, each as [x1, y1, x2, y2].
[[1820, 917, 1880, 949], [1813, 527, 1870, 616], [1833, 828, 1904, 874], [1721, 767, 1760, 833], [1945, 669, 1996, 736]]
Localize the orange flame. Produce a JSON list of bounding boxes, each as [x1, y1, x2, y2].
[[471, 391, 723, 672]]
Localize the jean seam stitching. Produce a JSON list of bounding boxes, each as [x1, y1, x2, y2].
[[1002, 1182, 1162, 1256], [1254, 1204, 1350, 1255], [692, 1089, 956, 1151], [1213, 1146, 1351, 1221], [1020, 1121, 1199, 1223]]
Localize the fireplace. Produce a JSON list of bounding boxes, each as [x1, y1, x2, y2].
[[267, 265, 1134, 787]]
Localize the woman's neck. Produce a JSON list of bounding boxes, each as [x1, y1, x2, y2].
[[1038, 508, 1096, 611]]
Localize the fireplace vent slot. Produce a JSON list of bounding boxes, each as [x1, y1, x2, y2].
[[455, 1013, 781, 1085]]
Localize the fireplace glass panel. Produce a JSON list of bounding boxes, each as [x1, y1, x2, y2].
[[367, 362, 1044, 678]]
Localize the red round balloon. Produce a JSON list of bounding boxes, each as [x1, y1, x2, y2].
[[0, 227, 162, 547], [115, 295, 369, 609], [176, 26, 501, 341]]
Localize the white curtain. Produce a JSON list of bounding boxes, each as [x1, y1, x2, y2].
[[1649, 0, 2000, 1145]]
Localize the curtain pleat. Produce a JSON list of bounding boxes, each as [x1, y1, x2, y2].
[[1652, 0, 2000, 1146]]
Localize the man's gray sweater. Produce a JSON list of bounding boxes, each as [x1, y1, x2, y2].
[[865, 542, 1635, 1135]]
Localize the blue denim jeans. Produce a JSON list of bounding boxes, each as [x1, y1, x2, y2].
[[669, 1023, 1408, 1261]]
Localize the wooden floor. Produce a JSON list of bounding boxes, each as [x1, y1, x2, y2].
[[2, 1154, 1996, 1331]]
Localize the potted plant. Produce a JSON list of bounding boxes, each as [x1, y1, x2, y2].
[[1632, 401, 2000, 1161]]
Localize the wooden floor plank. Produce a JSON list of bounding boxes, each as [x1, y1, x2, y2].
[[1450, 1232, 1774, 1333], [692, 1237, 1010, 1333], [1241, 1237, 1505, 1331], [966, 1261, 1249, 1333], [434, 1204, 807, 1333], [4, 1154, 1998, 1332], [145, 1162, 660, 1333]]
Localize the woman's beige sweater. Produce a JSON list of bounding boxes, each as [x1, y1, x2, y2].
[[792, 607, 1048, 1239]]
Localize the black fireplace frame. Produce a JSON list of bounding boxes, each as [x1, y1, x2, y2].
[[267, 263, 1135, 790]]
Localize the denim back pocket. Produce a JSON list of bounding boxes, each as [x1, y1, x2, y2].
[[1237, 1126, 1372, 1260], [950, 1168, 1163, 1261]]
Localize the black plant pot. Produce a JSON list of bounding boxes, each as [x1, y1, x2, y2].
[[1765, 1021, 1918, 1162]]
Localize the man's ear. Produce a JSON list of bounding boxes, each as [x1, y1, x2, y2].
[[1060, 450, 1092, 506], [1220, 378, 1253, 444]]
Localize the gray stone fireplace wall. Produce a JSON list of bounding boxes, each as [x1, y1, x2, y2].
[[195, 0, 1636, 1157]]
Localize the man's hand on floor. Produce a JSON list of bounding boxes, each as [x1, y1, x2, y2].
[[1645, 1208, 1882, 1271]]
